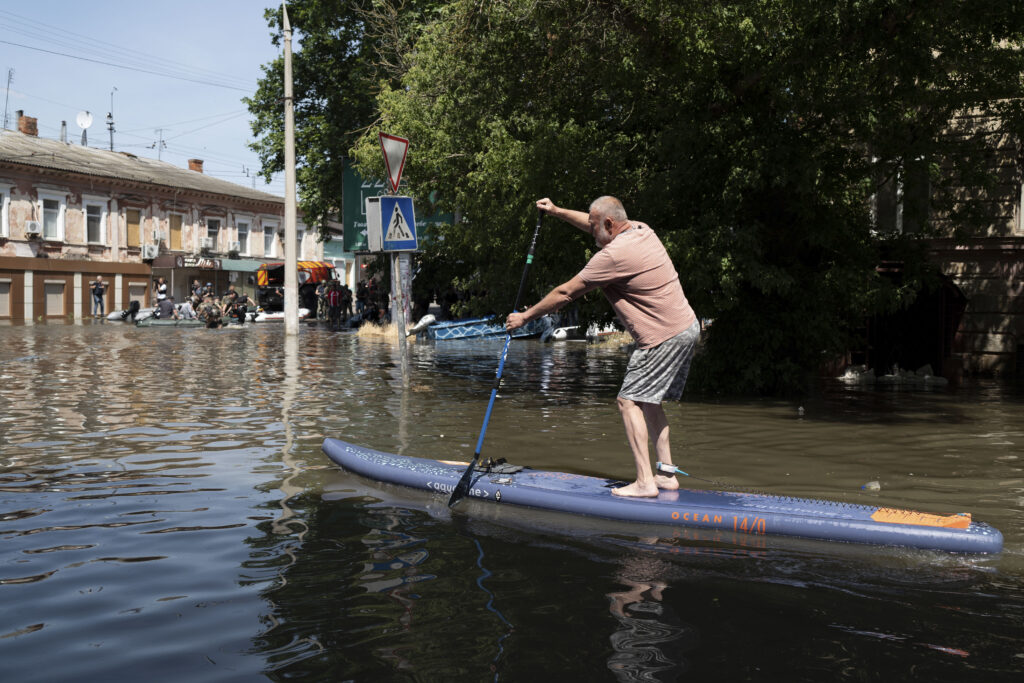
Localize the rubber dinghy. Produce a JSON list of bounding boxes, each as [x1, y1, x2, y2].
[[322, 439, 1002, 554]]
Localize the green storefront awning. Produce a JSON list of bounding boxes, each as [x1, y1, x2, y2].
[[220, 258, 263, 272]]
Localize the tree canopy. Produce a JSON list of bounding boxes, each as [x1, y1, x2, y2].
[[250, 0, 1024, 393]]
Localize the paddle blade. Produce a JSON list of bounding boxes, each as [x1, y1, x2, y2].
[[448, 456, 479, 508]]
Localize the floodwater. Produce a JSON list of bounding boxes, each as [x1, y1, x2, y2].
[[0, 321, 1022, 682]]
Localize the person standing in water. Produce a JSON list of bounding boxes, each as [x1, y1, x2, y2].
[[506, 196, 700, 498]]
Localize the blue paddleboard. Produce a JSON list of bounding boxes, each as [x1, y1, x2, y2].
[[321, 438, 1002, 554]]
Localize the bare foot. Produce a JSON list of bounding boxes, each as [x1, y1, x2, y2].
[[612, 481, 659, 498], [654, 474, 679, 491]]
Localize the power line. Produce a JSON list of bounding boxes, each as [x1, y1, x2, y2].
[[0, 39, 253, 92], [164, 112, 247, 141], [120, 110, 249, 134]]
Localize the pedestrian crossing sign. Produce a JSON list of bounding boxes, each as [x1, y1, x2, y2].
[[380, 196, 418, 251]]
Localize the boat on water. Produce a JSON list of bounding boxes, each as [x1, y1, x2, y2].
[[252, 307, 311, 322], [133, 306, 311, 326], [322, 438, 1003, 554], [135, 317, 204, 327], [107, 304, 153, 322], [419, 315, 552, 341], [541, 322, 620, 342]]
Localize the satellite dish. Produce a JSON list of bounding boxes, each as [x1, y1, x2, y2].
[[76, 111, 93, 129]]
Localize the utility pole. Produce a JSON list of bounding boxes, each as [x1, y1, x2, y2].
[[2, 68, 13, 130], [282, 2, 299, 336]]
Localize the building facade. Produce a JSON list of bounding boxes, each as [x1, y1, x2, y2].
[[1, 112, 354, 322]]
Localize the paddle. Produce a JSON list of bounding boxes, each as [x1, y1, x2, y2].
[[448, 209, 544, 508]]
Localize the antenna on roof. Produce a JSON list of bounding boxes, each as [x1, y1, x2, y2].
[[2, 68, 13, 130], [150, 128, 166, 160], [76, 110, 93, 146]]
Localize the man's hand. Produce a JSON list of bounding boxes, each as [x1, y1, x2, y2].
[[506, 311, 528, 331], [536, 198, 558, 215]]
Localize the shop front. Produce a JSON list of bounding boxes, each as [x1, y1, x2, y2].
[[151, 254, 264, 302]]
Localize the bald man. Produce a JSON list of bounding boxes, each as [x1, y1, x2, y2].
[[507, 196, 700, 497]]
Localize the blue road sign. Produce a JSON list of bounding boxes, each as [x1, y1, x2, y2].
[[380, 196, 418, 251]]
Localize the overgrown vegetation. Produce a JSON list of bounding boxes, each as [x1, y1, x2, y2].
[[249, 0, 1024, 393]]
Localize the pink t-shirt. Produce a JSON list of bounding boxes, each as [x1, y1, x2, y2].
[[577, 225, 696, 349]]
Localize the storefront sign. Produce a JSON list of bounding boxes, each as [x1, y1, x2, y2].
[[176, 256, 222, 269]]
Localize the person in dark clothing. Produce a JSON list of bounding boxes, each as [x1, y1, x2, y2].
[[155, 296, 179, 320], [224, 291, 256, 324], [341, 284, 354, 318], [356, 281, 368, 314], [90, 276, 107, 318], [326, 282, 343, 329], [197, 295, 223, 328]]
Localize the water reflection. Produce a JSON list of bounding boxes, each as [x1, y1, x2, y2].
[[607, 554, 695, 681]]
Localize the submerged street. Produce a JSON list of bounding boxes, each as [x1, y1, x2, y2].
[[1, 322, 1022, 680]]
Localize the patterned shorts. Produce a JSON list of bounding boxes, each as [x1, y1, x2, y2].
[[618, 321, 700, 404]]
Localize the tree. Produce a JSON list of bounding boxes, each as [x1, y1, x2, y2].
[[347, 0, 1024, 393], [246, 0, 443, 230]]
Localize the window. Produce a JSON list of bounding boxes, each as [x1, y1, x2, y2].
[[84, 201, 106, 244], [0, 188, 8, 238], [0, 279, 9, 317], [169, 214, 183, 251], [128, 282, 147, 305], [264, 222, 277, 257], [38, 192, 67, 241], [237, 220, 250, 254], [207, 218, 221, 239], [871, 156, 929, 234], [1015, 184, 1024, 237], [44, 281, 65, 316], [297, 225, 305, 258], [126, 209, 141, 247]]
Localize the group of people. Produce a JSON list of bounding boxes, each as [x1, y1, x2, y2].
[[315, 279, 354, 329], [150, 277, 256, 328]]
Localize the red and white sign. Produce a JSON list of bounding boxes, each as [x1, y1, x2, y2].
[[378, 132, 410, 193]]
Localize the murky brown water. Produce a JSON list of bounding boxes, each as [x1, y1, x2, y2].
[[1, 321, 1022, 681]]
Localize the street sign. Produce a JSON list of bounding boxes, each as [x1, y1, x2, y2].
[[343, 161, 451, 253], [364, 196, 382, 251], [380, 196, 418, 251], [379, 132, 409, 193]]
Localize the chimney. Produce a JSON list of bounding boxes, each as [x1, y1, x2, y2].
[[188, 158, 204, 173], [17, 111, 38, 137], [60, 121, 67, 143]]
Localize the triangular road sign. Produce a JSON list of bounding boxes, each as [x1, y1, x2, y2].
[[379, 132, 409, 193], [384, 202, 415, 242]]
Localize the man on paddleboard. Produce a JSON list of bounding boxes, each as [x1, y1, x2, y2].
[[506, 196, 700, 498]]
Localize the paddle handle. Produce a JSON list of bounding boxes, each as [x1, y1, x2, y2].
[[473, 209, 543, 458], [510, 210, 544, 313], [449, 209, 544, 507]]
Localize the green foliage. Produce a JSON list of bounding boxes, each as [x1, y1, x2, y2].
[[245, 0, 444, 229], [253, 0, 1024, 393]]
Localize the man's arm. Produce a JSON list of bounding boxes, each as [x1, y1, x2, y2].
[[506, 275, 595, 330], [536, 198, 590, 235]]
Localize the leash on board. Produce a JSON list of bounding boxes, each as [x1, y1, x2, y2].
[[656, 463, 743, 490]]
